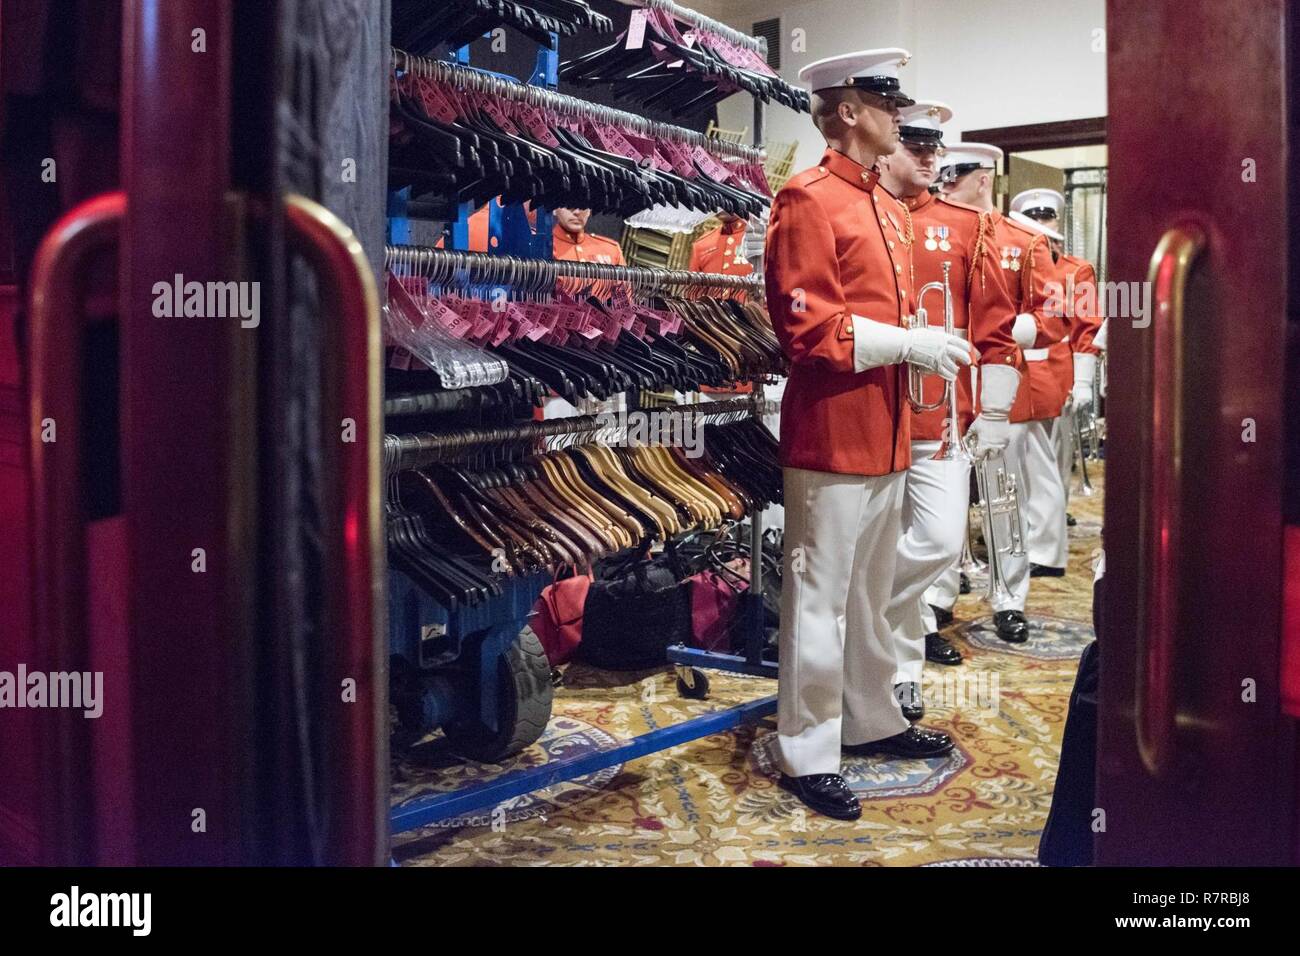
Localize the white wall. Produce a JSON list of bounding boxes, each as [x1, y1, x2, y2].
[[711, 0, 1107, 172]]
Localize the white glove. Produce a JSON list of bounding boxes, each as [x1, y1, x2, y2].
[[903, 327, 972, 381], [1012, 312, 1038, 349], [1073, 352, 1098, 408], [1093, 318, 1109, 352], [741, 207, 769, 259], [850, 317, 970, 380], [965, 363, 1020, 458]]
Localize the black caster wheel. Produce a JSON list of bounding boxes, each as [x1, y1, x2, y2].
[[444, 629, 553, 763], [676, 668, 710, 700]]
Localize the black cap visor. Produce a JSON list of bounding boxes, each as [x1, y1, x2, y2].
[[818, 74, 915, 108]]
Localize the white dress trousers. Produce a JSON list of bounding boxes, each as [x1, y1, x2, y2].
[[886, 440, 971, 684], [922, 561, 961, 621], [1019, 417, 1069, 570], [1053, 403, 1076, 509], [761, 377, 787, 533], [991, 423, 1036, 613], [777, 466, 911, 777]]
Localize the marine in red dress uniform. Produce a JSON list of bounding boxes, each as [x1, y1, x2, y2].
[[765, 49, 971, 821], [688, 214, 753, 278], [935, 145, 1070, 641], [876, 103, 1023, 709]]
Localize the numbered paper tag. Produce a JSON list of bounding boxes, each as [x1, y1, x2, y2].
[[416, 78, 459, 124], [626, 9, 648, 50], [481, 95, 519, 135], [519, 106, 561, 147], [660, 139, 697, 178], [693, 145, 733, 183], [600, 309, 622, 343], [600, 124, 641, 162]]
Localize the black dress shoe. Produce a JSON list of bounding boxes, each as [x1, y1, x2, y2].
[[778, 773, 861, 820], [925, 632, 963, 665], [994, 609, 1030, 643], [844, 725, 954, 759], [959, 573, 971, 594], [1067, 513, 1077, 527], [893, 681, 924, 721], [1030, 563, 1065, 577], [930, 604, 954, 629]]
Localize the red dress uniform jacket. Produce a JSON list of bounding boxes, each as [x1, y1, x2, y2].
[[552, 224, 625, 265], [689, 218, 754, 277], [994, 213, 1070, 423], [1062, 255, 1105, 355], [553, 224, 626, 300], [1049, 254, 1105, 396], [764, 149, 917, 476], [902, 191, 1021, 439]]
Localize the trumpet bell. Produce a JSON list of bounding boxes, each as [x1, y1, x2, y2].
[[930, 435, 972, 463]]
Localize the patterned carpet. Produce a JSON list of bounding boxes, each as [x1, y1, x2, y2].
[[393, 469, 1104, 866]]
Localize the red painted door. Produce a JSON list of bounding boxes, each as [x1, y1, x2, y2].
[[1099, 0, 1298, 864], [18, 0, 386, 865]]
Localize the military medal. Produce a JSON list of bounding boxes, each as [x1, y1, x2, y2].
[[924, 226, 938, 251], [1010, 247, 1022, 271], [937, 226, 951, 252], [1000, 246, 1011, 269]]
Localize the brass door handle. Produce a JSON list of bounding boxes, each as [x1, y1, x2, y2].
[[27, 190, 126, 863], [282, 193, 387, 863], [1136, 222, 1206, 776]]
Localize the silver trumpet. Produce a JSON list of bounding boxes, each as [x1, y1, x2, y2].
[[1073, 406, 1096, 496], [971, 448, 1027, 607], [1073, 393, 1102, 496], [957, 511, 988, 575], [908, 262, 969, 463]]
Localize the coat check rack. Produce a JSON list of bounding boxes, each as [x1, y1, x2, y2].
[[386, 6, 780, 841], [384, 244, 765, 298], [384, 396, 773, 473], [640, 0, 767, 53], [391, 48, 767, 164]]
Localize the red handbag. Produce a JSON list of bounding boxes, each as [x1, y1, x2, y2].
[[687, 558, 749, 652], [531, 571, 591, 666]]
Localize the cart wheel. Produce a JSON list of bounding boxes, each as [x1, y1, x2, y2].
[[676, 668, 710, 700], [444, 628, 553, 763]]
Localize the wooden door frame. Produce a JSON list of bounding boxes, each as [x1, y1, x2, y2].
[[964, 117, 1107, 154], [1098, 0, 1295, 865]]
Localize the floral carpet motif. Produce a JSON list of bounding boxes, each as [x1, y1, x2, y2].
[[393, 470, 1104, 866]]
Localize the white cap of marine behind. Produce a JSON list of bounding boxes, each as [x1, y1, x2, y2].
[[1010, 210, 1065, 241], [797, 48, 915, 105], [898, 100, 952, 146], [937, 142, 1002, 182], [1010, 188, 1065, 219]]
